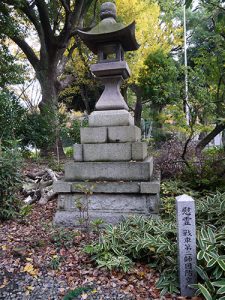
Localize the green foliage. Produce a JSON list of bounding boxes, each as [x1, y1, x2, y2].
[[61, 118, 88, 147], [85, 190, 225, 297], [0, 45, 24, 88], [74, 183, 95, 233], [84, 216, 178, 294], [90, 218, 105, 234], [194, 226, 225, 300], [160, 180, 199, 218], [22, 108, 56, 150], [50, 227, 78, 249], [64, 146, 73, 158], [185, 3, 225, 138], [140, 49, 180, 108], [49, 255, 63, 270], [18, 204, 33, 219], [0, 141, 22, 220], [139, 49, 180, 139], [63, 286, 92, 300], [156, 271, 180, 296], [196, 192, 225, 228], [0, 90, 26, 145], [181, 155, 225, 192], [47, 157, 64, 172]]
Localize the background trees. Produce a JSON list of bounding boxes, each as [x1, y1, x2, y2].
[[0, 0, 96, 156], [0, 0, 224, 154], [139, 50, 180, 138]]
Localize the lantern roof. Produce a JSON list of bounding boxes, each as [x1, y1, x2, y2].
[[77, 2, 139, 54]]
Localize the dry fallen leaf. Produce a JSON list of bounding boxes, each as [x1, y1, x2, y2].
[[23, 263, 39, 277], [26, 285, 34, 291], [81, 293, 88, 299], [0, 278, 9, 289], [26, 258, 33, 262]]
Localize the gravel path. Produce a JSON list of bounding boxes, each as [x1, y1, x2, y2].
[[0, 270, 67, 300], [0, 269, 138, 300]]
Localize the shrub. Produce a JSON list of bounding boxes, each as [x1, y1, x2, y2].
[[84, 216, 179, 295], [85, 191, 225, 298], [61, 118, 88, 147], [155, 137, 196, 179], [0, 141, 22, 220], [0, 90, 26, 145], [156, 138, 225, 193], [194, 226, 225, 300], [22, 108, 56, 150], [196, 192, 225, 228], [63, 286, 92, 300], [160, 180, 200, 219], [181, 148, 225, 192]]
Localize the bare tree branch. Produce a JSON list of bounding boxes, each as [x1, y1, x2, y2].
[[10, 36, 39, 69], [59, 74, 77, 91], [60, 0, 70, 13], [20, 2, 44, 40], [89, 0, 98, 27], [57, 41, 78, 76], [35, 0, 54, 47]]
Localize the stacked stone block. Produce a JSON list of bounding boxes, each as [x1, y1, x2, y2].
[[54, 110, 160, 226]]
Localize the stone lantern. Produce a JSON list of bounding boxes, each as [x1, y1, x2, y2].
[[77, 2, 139, 111], [54, 2, 160, 226]]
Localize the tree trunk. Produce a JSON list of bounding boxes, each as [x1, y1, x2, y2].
[[80, 85, 91, 114], [134, 98, 142, 128], [37, 70, 65, 158], [121, 85, 128, 103], [196, 123, 225, 155]]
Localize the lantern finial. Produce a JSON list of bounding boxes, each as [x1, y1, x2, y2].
[[100, 2, 117, 20]]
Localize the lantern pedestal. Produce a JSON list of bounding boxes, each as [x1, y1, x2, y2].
[[54, 113, 160, 227], [91, 61, 130, 111]]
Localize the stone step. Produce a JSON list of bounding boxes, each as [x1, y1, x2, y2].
[[73, 142, 148, 162], [80, 125, 141, 144], [83, 143, 132, 161], [57, 193, 158, 213], [89, 110, 134, 127], [54, 193, 159, 226], [54, 210, 159, 227], [65, 157, 153, 181], [108, 126, 141, 143], [53, 180, 160, 194], [80, 127, 107, 144]]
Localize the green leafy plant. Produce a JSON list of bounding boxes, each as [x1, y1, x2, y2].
[[90, 218, 105, 235], [63, 286, 92, 300], [84, 216, 178, 295], [196, 192, 225, 228], [0, 141, 22, 220], [181, 149, 225, 192], [50, 227, 77, 249], [74, 183, 95, 240], [61, 118, 88, 147], [84, 191, 225, 297], [193, 226, 225, 300], [49, 255, 63, 270], [0, 91, 26, 145], [160, 180, 199, 219], [64, 146, 73, 158], [18, 204, 33, 221]]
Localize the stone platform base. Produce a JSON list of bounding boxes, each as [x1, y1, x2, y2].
[[54, 193, 159, 227], [54, 210, 159, 227]]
